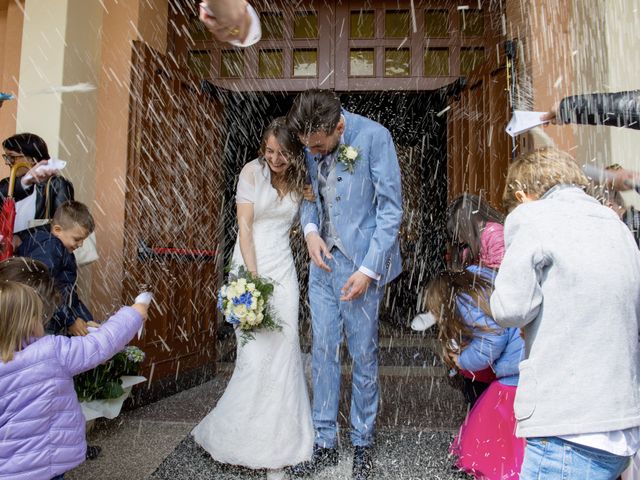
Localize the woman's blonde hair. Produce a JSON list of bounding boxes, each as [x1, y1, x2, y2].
[[502, 148, 589, 212], [0, 281, 45, 363]]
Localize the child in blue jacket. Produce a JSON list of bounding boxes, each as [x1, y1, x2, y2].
[[17, 200, 97, 335], [426, 265, 525, 479]]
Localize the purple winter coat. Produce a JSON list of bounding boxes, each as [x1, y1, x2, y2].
[[0, 307, 143, 480]]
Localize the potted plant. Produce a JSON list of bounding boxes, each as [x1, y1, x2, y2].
[[75, 346, 146, 424]]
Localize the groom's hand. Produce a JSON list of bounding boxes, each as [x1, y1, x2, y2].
[[340, 271, 372, 301], [306, 232, 332, 272]]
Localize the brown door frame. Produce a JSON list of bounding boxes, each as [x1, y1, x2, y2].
[[174, 0, 502, 92]]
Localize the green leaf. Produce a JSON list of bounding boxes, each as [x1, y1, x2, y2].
[[101, 381, 125, 399]]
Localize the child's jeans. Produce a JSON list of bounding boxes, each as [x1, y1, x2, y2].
[[51, 475, 64, 480], [520, 437, 630, 480]]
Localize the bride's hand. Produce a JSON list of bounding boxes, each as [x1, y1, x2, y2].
[[303, 184, 316, 202]]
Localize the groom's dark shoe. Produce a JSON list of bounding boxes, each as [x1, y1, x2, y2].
[[288, 445, 339, 477], [352, 446, 374, 480]]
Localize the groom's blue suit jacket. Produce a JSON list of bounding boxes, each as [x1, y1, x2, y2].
[[301, 110, 403, 286]]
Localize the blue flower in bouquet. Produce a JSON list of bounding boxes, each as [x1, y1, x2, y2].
[[233, 291, 253, 307], [227, 313, 240, 326], [217, 290, 224, 310]]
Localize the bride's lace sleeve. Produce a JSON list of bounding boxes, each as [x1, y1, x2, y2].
[[236, 161, 256, 204]]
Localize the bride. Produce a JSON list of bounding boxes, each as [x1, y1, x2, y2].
[[192, 118, 314, 479]]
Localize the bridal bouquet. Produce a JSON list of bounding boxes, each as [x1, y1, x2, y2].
[[217, 266, 281, 344]]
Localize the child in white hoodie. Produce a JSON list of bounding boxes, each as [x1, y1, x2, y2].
[[491, 148, 640, 480]]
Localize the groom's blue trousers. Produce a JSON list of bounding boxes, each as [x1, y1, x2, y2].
[[309, 249, 383, 448]]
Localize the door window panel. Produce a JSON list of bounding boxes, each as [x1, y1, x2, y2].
[[259, 49, 284, 78], [425, 9, 449, 37], [385, 10, 410, 38], [351, 10, 375, 38], [350, 48, 375, 76], [424, 48, 449, 76], [385, 48, 410, 76], [293, 49, 318, 77], [293, 12, 318, 39]]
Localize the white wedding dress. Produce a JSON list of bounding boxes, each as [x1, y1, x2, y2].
[[192, 159, 314, 470]]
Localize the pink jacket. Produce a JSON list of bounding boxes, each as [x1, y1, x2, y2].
[[479, 221, 505, 269], [0, 307, 143, 480]]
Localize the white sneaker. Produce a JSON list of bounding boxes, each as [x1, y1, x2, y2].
[[266, 469, 286, 480], [410, 312, 437, 331]]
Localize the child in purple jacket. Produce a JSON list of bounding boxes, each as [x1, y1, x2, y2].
[[0, 281, 150, 480]]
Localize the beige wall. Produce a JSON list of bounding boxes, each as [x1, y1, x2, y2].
[[569, 0, 611, 168], [16, 1, 67, 156], [15, 0, 104, 301], [503, 0, 640, 172], [603, 0, 640, 170], [15, 0, 102, 204], [59, 0, 103, 206], [563, 0, 640, 170]]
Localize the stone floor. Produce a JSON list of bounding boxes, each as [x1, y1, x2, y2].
[[67, 376, 470, 480], [149, 429, 472, 480], [67, 326, 473, 480], [65, 376, 233, 480]]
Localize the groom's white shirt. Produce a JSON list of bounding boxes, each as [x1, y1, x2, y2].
[[303, 116, 381, 281]]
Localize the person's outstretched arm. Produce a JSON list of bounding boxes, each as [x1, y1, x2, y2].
[[55, 303, 148, 377], [542, 91, 640, 130]]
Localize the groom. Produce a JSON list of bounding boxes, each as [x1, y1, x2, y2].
[[287, 90, 403, 480]]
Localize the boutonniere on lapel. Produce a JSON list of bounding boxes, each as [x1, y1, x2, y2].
[[337, 144, 360, 174]]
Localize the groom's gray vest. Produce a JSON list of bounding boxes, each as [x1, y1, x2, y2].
[[318, 153, 348, 257]]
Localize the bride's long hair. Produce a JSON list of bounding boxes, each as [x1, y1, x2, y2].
[[259, 117, 306, 198]]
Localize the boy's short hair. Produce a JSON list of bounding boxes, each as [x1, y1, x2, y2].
[[502, 148, 589, 212], [52, 200, 95, 233], [0, 257, 59, 320]]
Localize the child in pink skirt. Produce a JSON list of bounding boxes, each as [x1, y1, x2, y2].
[[426, 266, 525, 479]]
